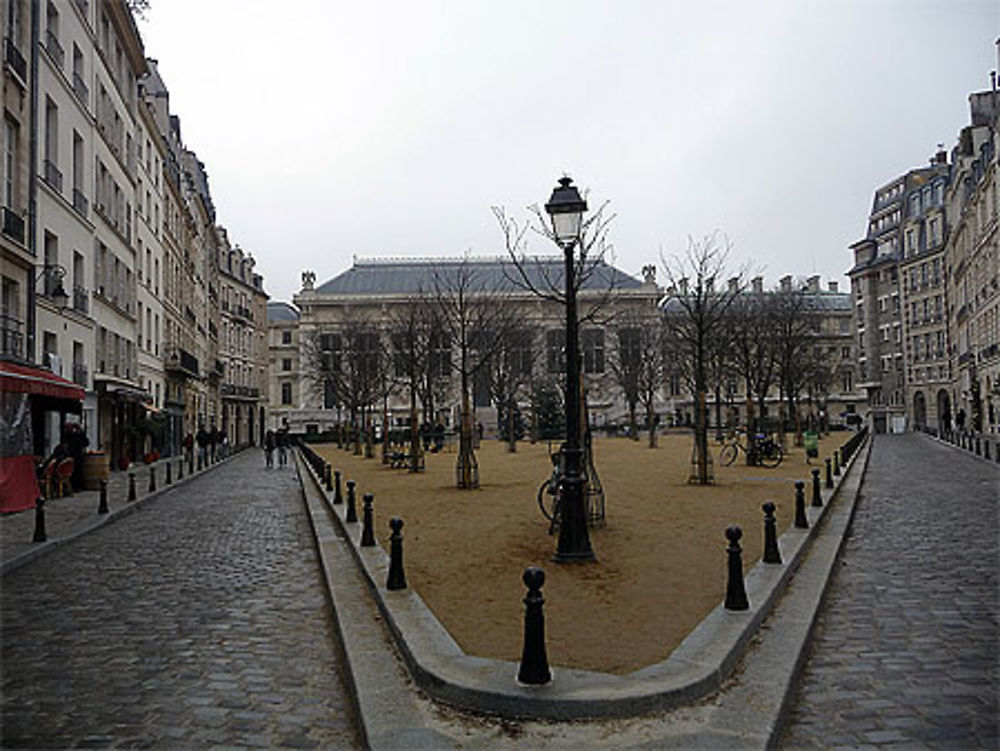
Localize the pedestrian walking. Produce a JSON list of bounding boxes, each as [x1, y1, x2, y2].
[[196, 426, 208, 466], [183, 431, 194, 465], [264, 429, 275, 468], [276, 427, 289, 467]]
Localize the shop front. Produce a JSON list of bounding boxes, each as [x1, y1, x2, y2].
[[1, 361, 85, 513]]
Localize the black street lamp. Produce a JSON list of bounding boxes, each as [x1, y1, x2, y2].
[[545, 176, 595, 563]]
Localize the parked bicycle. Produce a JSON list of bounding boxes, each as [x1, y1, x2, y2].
[[537, 451, 563, 534], [719, 430, 784, 468]]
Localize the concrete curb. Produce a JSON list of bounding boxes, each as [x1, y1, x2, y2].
[[296, 435, 870, 722], [0, 451, 244, 577]]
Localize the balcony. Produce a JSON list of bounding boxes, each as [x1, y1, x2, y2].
[[72, 285, 89, 314], [221, 384, 260, 400], [72, 188, 88, 218], [72, 362, 88, 387], [164, 344, 199, 378], [43, 159, 63, 192], [2, 206, 24, 243], [233, 304, 252, 321], [72, 71, 88, 106], [958, 350, 973, 365], [1, 315, 24, 359], [45, 30, 64, 70], [981, 343, 998, 361], [3, 37, 26, 83]]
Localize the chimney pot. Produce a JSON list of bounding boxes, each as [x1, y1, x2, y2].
[[828, 281, 839, 293], [780, 275, 793, 293], [807, 275, 820, 292], [752, 276, 763, 294]]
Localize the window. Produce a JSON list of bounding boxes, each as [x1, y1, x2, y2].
[[4, 116, 19, 211], [43, 97, 60, 191], [282, 330, 292, 344], [582, 329, 605, 374], [546, 329, 565, 373], [842, 370, 853, 392], [281, 382, 292, 405], [282, 358, 292, 371]]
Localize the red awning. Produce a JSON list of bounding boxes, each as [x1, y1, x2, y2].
[[0, 361, 85, 401]]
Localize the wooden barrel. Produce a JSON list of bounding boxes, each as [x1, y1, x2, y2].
[[82, 451, 110, 490]]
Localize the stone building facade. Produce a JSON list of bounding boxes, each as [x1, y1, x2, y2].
[[0, 0, 267, 466], [273, 257, 662, 435]]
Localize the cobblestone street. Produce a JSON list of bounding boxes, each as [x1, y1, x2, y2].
[[1, 450, 362, 750], [780, 433, 999, 750]]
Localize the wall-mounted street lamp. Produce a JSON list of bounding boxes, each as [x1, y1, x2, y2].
[[544, 176, 595, 563], [36, 264, 69, 310]]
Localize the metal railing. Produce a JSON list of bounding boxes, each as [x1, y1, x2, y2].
[[43, 159, 63, 192], [0, 315, 24, 358], [45, 30, 64, 69], [2, 206, 24, 243], [72, 285, 89, 314], [3, 37, 26, 81], [72, 188, 88, 218]]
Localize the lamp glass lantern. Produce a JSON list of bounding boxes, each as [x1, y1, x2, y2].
[[545, 177, 587, 247]]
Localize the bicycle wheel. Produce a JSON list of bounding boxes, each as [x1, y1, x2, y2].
[[537, 480, 556, 521], [720, 444, 739, 466], [759, 442, 783, 468]]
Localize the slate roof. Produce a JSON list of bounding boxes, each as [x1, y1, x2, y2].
[[267, 301, 300, 323], [314, 257, 644, 296], [661, 288, 851, 313]]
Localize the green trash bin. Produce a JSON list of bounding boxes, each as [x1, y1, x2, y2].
[[804, 430, 819, 459]]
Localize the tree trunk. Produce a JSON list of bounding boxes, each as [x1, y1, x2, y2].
[[629, 402, 638, 441], [456, 384, 477, 488], [409, 386, 421, 473], [507, 399, 517, 453], [647, 402, 657, 448]]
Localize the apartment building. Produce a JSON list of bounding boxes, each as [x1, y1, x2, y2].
[[946, 89, 999, 435], [849, 174, 909, 433], [266, 300, 300, 431], [899, 157, 950, 430], [217, 229, 268, 447], [1, 0, 268, 469]]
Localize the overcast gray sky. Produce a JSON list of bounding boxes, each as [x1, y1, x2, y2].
[[137, 1, 999, 304]]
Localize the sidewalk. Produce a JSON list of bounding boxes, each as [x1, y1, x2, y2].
[[0, 447, 254, 575]]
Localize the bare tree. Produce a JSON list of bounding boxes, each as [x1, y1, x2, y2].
[[432, 256, 518, 488], [772, 284, 818, 446], [729, 291, 779, 463], [387, 297, 435, 471], [489, 327, 537, 452], [661, 234, 745, 484]]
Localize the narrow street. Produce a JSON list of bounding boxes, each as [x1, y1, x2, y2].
[[780, 433, 999, 749], [1, 450, 362, 749]]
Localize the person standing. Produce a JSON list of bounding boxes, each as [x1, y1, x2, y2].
[[196, 426, 208, 466], [264, 430, 275, 468], [276, 428, 289, 467]]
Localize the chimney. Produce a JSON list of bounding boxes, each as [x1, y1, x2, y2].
[[935, 143, 947, 164], [807, 275, 820, 293], [728, 277, 739, 293], [679, 278, 689, 295], [751, 276, 763, 294], [706, 276, 715, 294], [828, 281, 839, 293], [780, 275, 793, 293]]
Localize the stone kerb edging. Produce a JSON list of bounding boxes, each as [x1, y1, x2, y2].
[[297, 438, 870, 720]]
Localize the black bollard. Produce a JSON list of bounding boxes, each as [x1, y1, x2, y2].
[[148, 466, 156, 493], [833, 449, 840, 476], [188, 453, 194, 475], [825, 457, 833, 488], [333, 470, 343, 505], [975, 438, 981, 456], [324, 463, 332, 491], [98, 479, 109, 514], [197, 452, 203, 471], [794, 481, 809, 529], [762, 502, 782, 564], [165, 461, 172, 486], [360, 494, 376, 547], [128, 473, 136, 502], [346, 481, 358, 523], [811, 468, 822, 507], [986, 441, 992, 461], [517, 567, 552, 684], [724, 526, 749, 611], [386, 518, 407, 590], [178, 458, 184, 480], [32, 497, 47, 542]]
